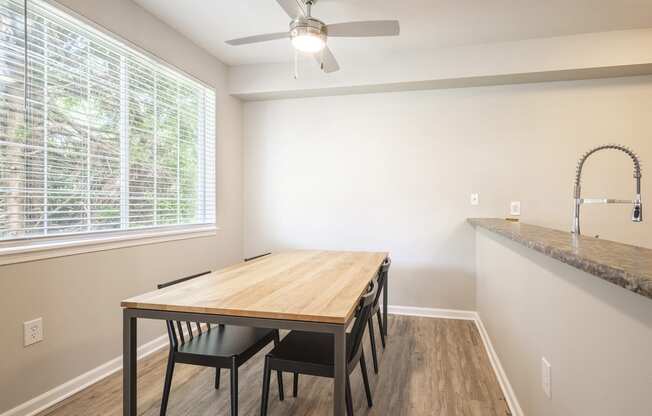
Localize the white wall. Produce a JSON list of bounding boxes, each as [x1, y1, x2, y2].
[[243, 75, 652, 311], [475, 228, 652, 416], [0, 0, 243, 413]]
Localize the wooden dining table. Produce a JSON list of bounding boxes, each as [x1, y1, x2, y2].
[[121, 250, 389, 416]]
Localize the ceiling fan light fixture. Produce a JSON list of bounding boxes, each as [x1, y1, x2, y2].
[[290, 18, 326, 53], [291, 33, 325, 53]]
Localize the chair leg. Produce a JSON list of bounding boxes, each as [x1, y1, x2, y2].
[[293, 372, 299, 397], [367, 318, 379, 374], [261, 357, 271, 416], [230, 358, 238, 416], [345, 374, 354, 416], [272, 331, 284, 401], [277, 370, 284, 401], [215, 368, 221, 389], [360, 351, 373, 408], [376, 310, 386, 349], [160, 351, 175, 416]]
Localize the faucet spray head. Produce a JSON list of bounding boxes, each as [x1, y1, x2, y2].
[[633, 199, 643, 222]]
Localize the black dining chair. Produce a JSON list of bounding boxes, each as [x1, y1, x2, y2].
[[260, 279, 378, 416], [367, 257, 391, 374], [157, 271, 284, 416]]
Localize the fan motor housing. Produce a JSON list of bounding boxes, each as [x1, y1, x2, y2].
[[290, 17, 327, 42]]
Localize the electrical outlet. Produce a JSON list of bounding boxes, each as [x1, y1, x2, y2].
[[24, 318, 43, 347], [510, 201, 521, 216], [541, 357, 552, 398], [470, 193, 479, 206]]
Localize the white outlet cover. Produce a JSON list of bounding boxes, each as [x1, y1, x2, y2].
[[470, 193, 479, 206], [24, 318, 43, 347], [542, 357, 552, 398], [510, 201, 521, 216]]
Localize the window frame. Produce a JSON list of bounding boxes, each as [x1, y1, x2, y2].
[[0, 0, 218, 265]]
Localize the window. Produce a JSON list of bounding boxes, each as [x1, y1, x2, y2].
[[0, 0, 216, 250]]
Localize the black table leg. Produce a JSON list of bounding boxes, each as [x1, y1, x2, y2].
[[123, 309, 137, 416], [333, 325, 346, 415], [383, 271, 388, 337]]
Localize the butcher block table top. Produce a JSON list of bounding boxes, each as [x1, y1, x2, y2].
[[121, 250, 388, 324]]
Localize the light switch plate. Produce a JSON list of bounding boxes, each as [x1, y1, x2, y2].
[[470, 193, 479, 206], [510, 201, 521, 216], [24, 318, 43, 347]]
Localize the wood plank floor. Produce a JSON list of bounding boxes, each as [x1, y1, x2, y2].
[[40, 316, 510, 416]]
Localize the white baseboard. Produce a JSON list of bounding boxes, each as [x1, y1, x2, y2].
[[3, 309, 521, 416], [388, 304, 477, 320], [473, 314, 524, 416], [0, 334, 169, 416], [389, 305, 523, 416]]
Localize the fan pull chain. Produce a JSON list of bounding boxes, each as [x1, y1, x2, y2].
[[293, 48, 299, 79]]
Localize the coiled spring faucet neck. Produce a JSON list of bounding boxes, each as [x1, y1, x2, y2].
[[572, 144, 643, 235]]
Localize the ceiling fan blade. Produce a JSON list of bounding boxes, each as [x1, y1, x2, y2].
[[276, 0, 305, 19], [225, 32, 288, 46], [315, 46, 340, 73], [326, 20, 400, 37]]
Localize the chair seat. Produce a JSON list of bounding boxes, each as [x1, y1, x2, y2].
[[177, 325, 276, 359], [267, 331, 353, 376]]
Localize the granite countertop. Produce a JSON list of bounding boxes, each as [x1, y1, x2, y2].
[[468, 218, 652, 300]]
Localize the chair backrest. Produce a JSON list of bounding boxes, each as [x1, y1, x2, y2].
[[244, 252, 271, 262], [158, 271, 211, 349], [373, 257, 391, 307], [348, 279, 379, 363]]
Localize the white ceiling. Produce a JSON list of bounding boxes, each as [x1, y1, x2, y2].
[[133, 0, 652, 66]]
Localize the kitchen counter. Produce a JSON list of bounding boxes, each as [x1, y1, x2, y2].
[[468, 218, 652, 300]]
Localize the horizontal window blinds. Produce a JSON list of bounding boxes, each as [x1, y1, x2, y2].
[[0, 0, 216, 241]]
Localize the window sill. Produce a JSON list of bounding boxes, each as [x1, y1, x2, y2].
[[0, 226, 218, 266]]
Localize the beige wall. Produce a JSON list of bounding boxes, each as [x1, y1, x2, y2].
[[243, 75, 652, 311], [0, 0, 243, 412], [475, 228, 652, 415]]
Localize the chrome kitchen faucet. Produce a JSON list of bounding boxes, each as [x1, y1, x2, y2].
[[572, 144, 643, 235]]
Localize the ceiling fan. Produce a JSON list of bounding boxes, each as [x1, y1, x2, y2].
[[225, 0, 400, 73]]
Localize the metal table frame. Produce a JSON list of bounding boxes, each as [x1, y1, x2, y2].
[[383, 272, 388, 337], [122, 269, 388, 416]]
